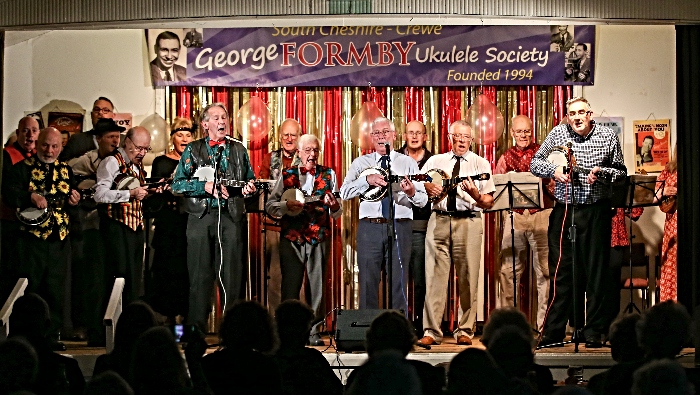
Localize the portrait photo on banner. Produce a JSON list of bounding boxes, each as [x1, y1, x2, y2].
[[633, 118, 671, 173], [146, 28, 189, 85]]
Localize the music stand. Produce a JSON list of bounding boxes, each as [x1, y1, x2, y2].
[[611, 174, 662, 314], [486, 172, 544, 310]]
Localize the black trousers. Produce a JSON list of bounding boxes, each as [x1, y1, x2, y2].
[[186, 210, 246, 329], [16, 233, 70, 340], [543, 200, 615, 339], [100, 217, 144, 307]]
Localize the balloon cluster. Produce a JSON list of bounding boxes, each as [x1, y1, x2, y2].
[[349, 101, 384, 150], [237, 97, 271, 143], [465, 94, 505, 145]]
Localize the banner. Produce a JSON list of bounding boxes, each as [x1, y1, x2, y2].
[[146, 25, 595, 87], [633, 119, 671, 173]]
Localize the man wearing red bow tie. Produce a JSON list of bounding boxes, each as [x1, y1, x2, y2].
[[266, 134, 341, 346], [172, 103, 257, 330]]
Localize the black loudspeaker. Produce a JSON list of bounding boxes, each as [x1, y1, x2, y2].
[[335, 309, 398, 351]]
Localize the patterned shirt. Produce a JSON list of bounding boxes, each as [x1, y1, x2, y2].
[[530, 122, 626, 204], [171, 136, 255, 209], [610, 207, 644, 247]]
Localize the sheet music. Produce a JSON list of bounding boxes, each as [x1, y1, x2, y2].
[[487, 172, 544, 212]]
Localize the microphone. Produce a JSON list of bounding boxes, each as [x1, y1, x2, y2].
[[566, 142, 573, 149], [216, 144, 226, 155]]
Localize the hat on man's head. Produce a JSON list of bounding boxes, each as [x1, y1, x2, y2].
[[91, 118, 126, 136]]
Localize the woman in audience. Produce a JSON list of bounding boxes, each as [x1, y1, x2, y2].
[[93, 301, 157, 379], [146, 117, 193, 320], [200, 301, 281, 395]]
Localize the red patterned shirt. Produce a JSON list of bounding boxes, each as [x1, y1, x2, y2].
[[610, 207, 644, 247], [495, 143, 548, 214]]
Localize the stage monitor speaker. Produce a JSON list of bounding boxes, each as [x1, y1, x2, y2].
[[335, 309, 400, 352]]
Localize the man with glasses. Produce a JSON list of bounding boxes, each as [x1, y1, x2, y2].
[[171, 103, 257, 330], [340, 117, 427, 314], [266, 134, 342, 346], [397, 120, 433, 333], [61, 97, 116, 161], [495, 115, 552, 332], [531, 97, 626, 348], [418, 120, 495, 346], [94, 126, 157, 306]]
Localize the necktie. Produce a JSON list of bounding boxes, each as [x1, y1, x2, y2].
[[165, 71, 172, 81], [300, 166, 316, 176], [447, 155, 462, 211], [208, 139, 225, 147], [379, 155, 390, 219]]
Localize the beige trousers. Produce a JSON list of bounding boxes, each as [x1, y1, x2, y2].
[[499, 209, 551, 330], [423, 212, 483, 341]]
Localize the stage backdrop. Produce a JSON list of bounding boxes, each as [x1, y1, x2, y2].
[[146, 25, 595, 87]]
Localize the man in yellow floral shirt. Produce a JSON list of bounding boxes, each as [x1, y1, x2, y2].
[[4, 128, 81, 349]]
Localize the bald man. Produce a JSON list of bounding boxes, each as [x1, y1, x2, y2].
[[5, 128, 81, 349], [94, 126, 159, 305], [495, 115, 552, 331]]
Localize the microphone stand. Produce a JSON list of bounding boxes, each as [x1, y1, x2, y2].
[[385, 143, 395, 310]]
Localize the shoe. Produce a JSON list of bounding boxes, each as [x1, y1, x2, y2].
[[456, 335, 472, 346], [537, 335, 564, 347], [50, 341, 67, 351], [585, 335, 603, 348], [417, 336, 439, 346], [308, 334, 324, 347]]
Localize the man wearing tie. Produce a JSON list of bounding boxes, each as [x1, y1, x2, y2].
[[418, 120, 495, 346], [150, 31, 187, 83], [340, 117, 427, 313]]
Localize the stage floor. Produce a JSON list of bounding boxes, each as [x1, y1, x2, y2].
[[60, 333, 694, 383]]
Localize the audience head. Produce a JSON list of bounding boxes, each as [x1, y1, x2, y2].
[[365, 311, 416, 358], [637, 301, 691, 359], [9, 293, 51, 341], [446, 348, 509, 395], [486, 326, 535, 379], [130, 326, 188, 393], [114, 301, 157, 354], [481, 307, 534, 348], [85, 371, 134, 395], [0, 337, 38, 394], [631, 359, 694, 395], [551, 387, 593, 395], [275, 300, 314, 349], [220, 300, 277, 354], [608, 313, 644, 363]]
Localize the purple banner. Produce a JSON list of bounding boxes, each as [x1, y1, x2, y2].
[[146, 25, 595, 87]]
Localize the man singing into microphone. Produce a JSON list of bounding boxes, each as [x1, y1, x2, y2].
[[171, 103, 257, 329], [340, 117, 427, 314], [530, 97, 626, 348]]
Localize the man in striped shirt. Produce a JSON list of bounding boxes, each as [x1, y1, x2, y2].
[[530, 97, 626, 348]]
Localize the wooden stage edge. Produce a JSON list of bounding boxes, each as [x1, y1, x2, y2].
[[61, 335, 695, 384]]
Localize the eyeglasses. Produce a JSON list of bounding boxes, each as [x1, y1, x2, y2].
[[302, 148, 320, 154], [128, 138, 152, 153], [92, 107, 114, 114], [512, 129, 532, 136], [405, 131, 426, 137], [371, 129, 392, 137], [281, 133, 298, 139], [450, 134, 472, 141], [567, 109, 592, 117]]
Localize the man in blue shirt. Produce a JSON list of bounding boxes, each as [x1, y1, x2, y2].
[[172, 103, 257, 329]]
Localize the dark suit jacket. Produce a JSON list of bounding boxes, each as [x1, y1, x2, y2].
[[150, 60, 187, 83], [60, 131, 96, 161], [551, 32, 574, 52]]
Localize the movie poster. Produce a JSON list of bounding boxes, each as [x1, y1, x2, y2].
[[633, 119, 671, 173], [48, 112, 83, 135], [113, 113, 134, 132]]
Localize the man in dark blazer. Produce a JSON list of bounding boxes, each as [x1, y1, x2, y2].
[[150, 31, 187, 83], [60, 97, 116, 161]]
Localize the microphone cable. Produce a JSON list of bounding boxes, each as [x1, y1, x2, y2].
[[214, 144, 228, 315]]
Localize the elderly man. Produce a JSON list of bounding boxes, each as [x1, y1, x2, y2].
[[4, 128, 81, 349], [61, 97, 117, 161], [397, 120, 433, 333], [340, 117, 427, 314], [150, 31, 187, 83], [531, 97, 626, 348], [172, 103, 257, 329], [495, 115, 552, 331], [418, 120, 496, 346], [266, 134, 342, 346], [94, 126, 155, 306], [1, 116, 40, 299]]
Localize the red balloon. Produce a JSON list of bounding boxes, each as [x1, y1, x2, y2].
[[465, 94, 505, 145], [236, 97, 271, 143], [350, 102, 384, 150]]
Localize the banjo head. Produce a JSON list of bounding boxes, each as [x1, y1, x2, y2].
[[193, 166, 216, 182], [17, 207, 50, 226], [358, 167, 388, 201], [116, 176, 141, 190], [547, 146, 569, 167], [281, 188, 306, 217]]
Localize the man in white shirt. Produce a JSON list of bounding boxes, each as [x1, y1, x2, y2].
[[340, 117, 428, 314], [418, 120, 495, 346]]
